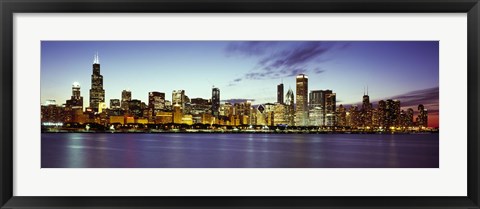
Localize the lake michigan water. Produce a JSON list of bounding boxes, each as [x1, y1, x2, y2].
[[41, 133, 439, 168]]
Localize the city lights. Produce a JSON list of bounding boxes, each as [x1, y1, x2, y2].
[[40, 53, 434, 133]]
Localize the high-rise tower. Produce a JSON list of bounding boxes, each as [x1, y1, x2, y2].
[[66, 82, 83, 110], [285, 87, 295, 126], [277, 83, 284, 104], [361, 87, 372, 127], [148, 91, 166, 116], [417, 104, 428, 127], [295, 74, 308, 126], [89, 53, 105, 112], [121, 90, 132, 111], [211, 87, 220, 117]]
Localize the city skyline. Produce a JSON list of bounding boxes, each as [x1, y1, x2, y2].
[[41, 41, 439, 127]]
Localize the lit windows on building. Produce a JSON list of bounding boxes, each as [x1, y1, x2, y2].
[[89, 53, 105, 112], [295, 74, 309, 126]]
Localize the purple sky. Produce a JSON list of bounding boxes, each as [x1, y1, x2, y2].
[[41, 41, 439, 127]]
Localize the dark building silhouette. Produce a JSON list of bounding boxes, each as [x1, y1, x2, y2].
[[417, 104, 428, 127], [110, 99, 121, 109], [377, 100, 386, 127], [89, 53, 105, 112], [406, 108, 414, 127], [129, 99, 143, 118], [211, 87, 220, 117], [361, 88, 372, 127], [277, 83, 284, 104]]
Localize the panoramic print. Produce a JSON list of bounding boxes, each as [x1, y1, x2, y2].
[[41, 41, 439, 168]]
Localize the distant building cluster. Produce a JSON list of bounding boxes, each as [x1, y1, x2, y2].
[[41, 54, 431, 131]]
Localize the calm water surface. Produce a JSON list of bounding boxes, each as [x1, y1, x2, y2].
[[41, 133, 439, 168]]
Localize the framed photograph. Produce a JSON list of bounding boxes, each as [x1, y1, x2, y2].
[[1, 0, 479, 208]]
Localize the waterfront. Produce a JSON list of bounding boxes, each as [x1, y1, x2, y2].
[[41, 133, 439, 168]]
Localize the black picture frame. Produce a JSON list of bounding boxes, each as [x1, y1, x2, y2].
[[1, 0, 479, 208]]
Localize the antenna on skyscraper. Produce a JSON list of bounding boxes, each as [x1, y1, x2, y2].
[[93, 52, 100, 64], [367, 85, 369, 95]]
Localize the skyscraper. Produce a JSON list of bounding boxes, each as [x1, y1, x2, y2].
[[128, 99, 143, 118], [211, 87, 220, 117], [285, 88, 295, 126], [295, 74, 308, 126], [172, 90, 186, 109], [148, 91, 165, 116], [337, 104, 347, 127], [277, 83, 284, 104], [393, 100, 401, 126], [121, 90, 132, 111], [378, 100, 386, 128], [325, 92, 336, 126], [66, 82, 83, 110], [89, 53, 105, 112], [173, 103, 183, 124], [361, 89, 372, 127], [309, 90, 334, 126], [417, 104, 428, 127], [309, 90, 325, 126], [406, 108, 414, 127], [385, 99, 400, 128]]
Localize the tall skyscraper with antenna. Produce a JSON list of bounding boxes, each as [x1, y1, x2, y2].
[[89, 53, 105, 112]]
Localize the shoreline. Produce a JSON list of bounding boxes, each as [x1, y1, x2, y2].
[[41, 130, 439, 134]]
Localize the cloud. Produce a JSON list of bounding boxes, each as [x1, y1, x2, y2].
[[388, 87, 439, 115], [345, 86, 439, 115], [225, 41, 278, 57], [226, 41, 336, 82], [258, 42, 330, 71]]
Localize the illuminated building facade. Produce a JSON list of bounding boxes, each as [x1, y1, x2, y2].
[[148, 91, 166, 116], [173, 103, 183, 124], [89, 53, 105, 112], [295, 74, 309, 126], [324, 92, 336, 126], [285, 88, 295, 126], [172, 90, 186, 110], [309, 90, 324, 126], [121, 90, 132, 111], [337, 104, 347, 127], [273, 103, 287, 125], [66, 82, 83, 110]]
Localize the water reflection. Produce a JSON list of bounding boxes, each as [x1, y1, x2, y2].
[[42, 133, 439, 168]]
